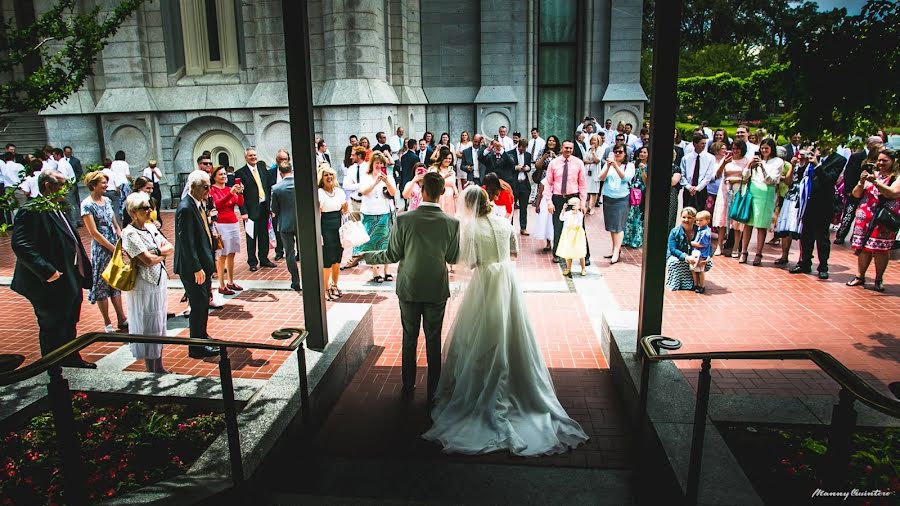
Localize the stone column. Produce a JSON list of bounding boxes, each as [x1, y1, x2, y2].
[[475, 0, 527, 136], [601, 0, 647, 126]]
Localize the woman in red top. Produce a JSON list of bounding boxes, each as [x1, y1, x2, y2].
[[483, 173, 514, 219], [210, 165, 245, 295]]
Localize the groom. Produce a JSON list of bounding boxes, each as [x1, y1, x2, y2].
[[365, 173, 460, 403]]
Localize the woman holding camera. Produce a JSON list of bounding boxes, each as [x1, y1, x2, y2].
[[738, 138, 782, 265], [402, 162, 427, 211], [210, 165, 244, 295], [433, 148, 457, 215], [599, 143, 635, 264], [584, 135, 604, 213], [847, 149, 899, 292], [355, 152, 397, 283]]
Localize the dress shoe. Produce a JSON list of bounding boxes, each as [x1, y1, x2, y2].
[[274, 252, 285, 261], [188, 345, 219, 358], [260, 261, 278, 268], [553, 256, 563, 263], [218, 287, 235, 295], [520, 230, 529, 236], [584, 259, 591, 266], [818, 271, 829, 280], [833, 238, 845, 245], [290, 283, 301, 291], [62, 357, 97, 369], [789, 266, 811, 274], [249, 265, 259, 272], [226, 283, 243, 291], [209, 302, 224, 310]]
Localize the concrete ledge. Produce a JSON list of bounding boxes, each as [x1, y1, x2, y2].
[[602, 314, 762, 506]]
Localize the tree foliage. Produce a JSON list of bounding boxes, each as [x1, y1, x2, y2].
[[0, 0, 147, 120]]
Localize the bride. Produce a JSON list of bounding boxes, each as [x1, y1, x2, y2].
[[422, 185, 588, 456]]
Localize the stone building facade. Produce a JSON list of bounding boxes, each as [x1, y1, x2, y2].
[[8, 0, 645, 205]]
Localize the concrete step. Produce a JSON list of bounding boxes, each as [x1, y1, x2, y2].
[[256, 456, 635, 505]]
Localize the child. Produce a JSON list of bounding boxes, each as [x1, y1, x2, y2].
[[690, 210, 713, 293], [556, 197, 588, 277]]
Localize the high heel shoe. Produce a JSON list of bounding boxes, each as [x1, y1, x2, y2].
[[774, 257, 788, 265], [329, 284, 343, 298], [752, 254, 763, 266], [730, 250, 741, 259], [739, 252, 749, 264]]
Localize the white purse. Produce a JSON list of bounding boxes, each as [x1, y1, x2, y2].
[[339, 216, 370, 248]]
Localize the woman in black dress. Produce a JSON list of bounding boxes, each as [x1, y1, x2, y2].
[[318, 165, 348, 301]]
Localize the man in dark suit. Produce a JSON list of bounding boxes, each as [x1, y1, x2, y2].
[[479, 139, 516, 188], [11, 170, 95, 368], [399, 138, 419, 196], [235, 148, 276, 271], [507, 139, 534, 234], [783, 132, 802, 163], [174, 170, 218, 358], [461, 134, 485, 184], [267, 149, 291, 260], [790, 145, 847, 279], [835, 136, 883, 244], [270, 162, 300, 291], [5, 143, 26, 165], [315, 139, 331, 167], [573, 131, 588, 160], [415, 138, 432, 167]]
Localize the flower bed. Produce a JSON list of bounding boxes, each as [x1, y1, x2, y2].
[[718, 423, 899, 505], [0, 392, 225, 505]]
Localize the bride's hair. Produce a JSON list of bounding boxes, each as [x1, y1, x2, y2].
[[461, 185, 491, 218]]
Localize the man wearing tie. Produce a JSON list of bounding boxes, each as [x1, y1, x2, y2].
[[235, 148, 276, 271], [315, 139, 331, 166], [508, 139, 533, 235], [679, 133, 717, 211], [416, 138, 432, 166], [174, 170, 219, 358], [546, 141, 589, 264], [11, 170, 95, 368], [52, 148, 81, 227], [479, 139, 516, 189]]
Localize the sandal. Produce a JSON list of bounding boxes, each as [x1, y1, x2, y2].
[[371, 276, 384, 284], [873, 279, 885, 292], [730, 250, 741, 258], [329, 284, 343, 298], [846, 276, 866, 287], [324, 292, 334, 302], [340, 257, 361, 270], [580, 270, 587, 277], [384, 274, 394, 281], [562, 269, 571, 277], [752, 254, 763, 266], [739, 252, 748, 264]]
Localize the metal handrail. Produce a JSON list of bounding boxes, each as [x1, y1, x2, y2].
[[637, 335, 900, 506], [0, 328, 309, 506]]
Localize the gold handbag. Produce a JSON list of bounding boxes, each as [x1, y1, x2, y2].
[[101, 240, 137, 291]]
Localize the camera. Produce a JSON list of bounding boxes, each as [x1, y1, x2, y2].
[[382, 186, 391, 197]]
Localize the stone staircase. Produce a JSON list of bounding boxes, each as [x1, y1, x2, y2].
[[0, 111, 48, 154]]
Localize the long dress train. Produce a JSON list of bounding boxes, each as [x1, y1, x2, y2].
[[422, 214, 588, 456]]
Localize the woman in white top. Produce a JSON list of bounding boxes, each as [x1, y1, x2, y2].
[[121, 192, 173, 373], [583, 135, 604, 214], [455, 131, 472, 190], [353, 152, 397, 283], [318, 165, 348, 301], [739, 138, 783, 265]]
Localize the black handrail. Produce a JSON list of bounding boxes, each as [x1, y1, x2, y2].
[[0, 328, 310, 506], [637, 335, 900, 506]]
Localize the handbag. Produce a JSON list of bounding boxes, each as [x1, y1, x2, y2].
[[101, 240, 137, 291], [339, 216, 370, 248], [210, 223, 225, 250], [629, 187, 642, 206], [728, 178, 752, 223]]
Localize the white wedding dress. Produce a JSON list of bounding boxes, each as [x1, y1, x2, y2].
[[422, 212, 589, 456]]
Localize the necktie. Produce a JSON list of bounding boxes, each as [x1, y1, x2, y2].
[[55, 211, 85, 278], [251, 166, 265, 202], [561, 159, 569, 195], [691, 155, 700, 186], [530, 142, 536, 158], [200, 205, 213, 247]]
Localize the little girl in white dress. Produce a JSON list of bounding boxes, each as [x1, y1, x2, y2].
[[555, 197, 587, 277]]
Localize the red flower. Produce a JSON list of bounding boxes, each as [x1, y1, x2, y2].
[[105, 488, 116, 497]]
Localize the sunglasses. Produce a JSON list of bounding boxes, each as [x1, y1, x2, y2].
[[614, 150, 625, 154], [139, 205, 152, 211], [200, 161, 212, 166]]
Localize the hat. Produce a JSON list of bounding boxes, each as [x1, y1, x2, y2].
[[567, 196, 580, 207]]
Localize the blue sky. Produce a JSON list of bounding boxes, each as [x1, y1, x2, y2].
[[804, 0, 868, 13]]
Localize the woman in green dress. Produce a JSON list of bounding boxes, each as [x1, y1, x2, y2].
[[624, 146, 649, 248]]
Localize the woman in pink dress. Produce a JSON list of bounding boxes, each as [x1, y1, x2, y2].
[[434, 148, 458, 215], [712, 140, 751, 256]]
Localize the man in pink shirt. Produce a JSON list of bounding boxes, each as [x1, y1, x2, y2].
[[546, 140, 590, 265]]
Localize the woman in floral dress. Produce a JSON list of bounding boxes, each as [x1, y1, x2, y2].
[[81, 171, 127, 333], [623, 146, 648, 248]]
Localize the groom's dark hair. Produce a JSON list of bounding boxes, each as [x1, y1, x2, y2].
[[422, 172, 445, 201]]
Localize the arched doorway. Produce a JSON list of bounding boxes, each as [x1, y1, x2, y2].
[[193, 130, 245, 170]]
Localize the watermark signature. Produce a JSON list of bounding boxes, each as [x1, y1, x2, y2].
[[811, 488, 895, 500]]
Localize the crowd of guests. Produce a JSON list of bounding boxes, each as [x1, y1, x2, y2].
[[6, 120, 898, 372]]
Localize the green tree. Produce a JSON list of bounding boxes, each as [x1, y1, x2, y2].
[[0, 0, 147, 124], [781, 0, 899, 137]]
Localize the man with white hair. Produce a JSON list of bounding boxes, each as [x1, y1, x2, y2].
[[834, 135, 884, 244], [174, 169, 219, 358]]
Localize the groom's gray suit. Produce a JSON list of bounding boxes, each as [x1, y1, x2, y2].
[[365, 202, 460, 400]]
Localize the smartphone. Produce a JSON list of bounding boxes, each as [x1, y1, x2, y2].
[[493, 135, 499, 140], [416, 167, 426, 176], [234, 177, 242, 186]]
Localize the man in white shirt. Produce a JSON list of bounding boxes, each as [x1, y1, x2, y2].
[[496, 126, 515, 152], [575, 116, 600, 135], [735, 125, 758, 158], [461, 134, 485, 184], [52, 148, 81, 226], [601, 118, 616, 140], [679, 133, 717, 211], [526, 128, 546, 160], [388, 127, 404, 154], [339, 146, 367, 270], [700, 121, 713, 141], [629, 128, 650, 152], [315, 139, 332, 166], [623, 123, 639, 147]]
